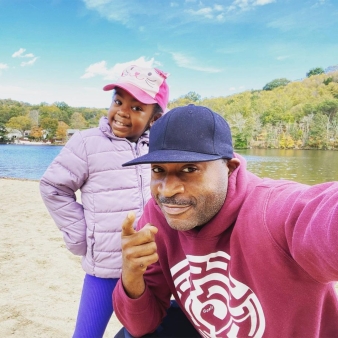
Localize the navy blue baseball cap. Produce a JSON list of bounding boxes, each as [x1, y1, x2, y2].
[[122, 104, 234, 166]]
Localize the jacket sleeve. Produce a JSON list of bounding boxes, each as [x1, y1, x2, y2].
[[265, 181, 338, 283], [39, 132, 89, 256], [113, 260, 171, 337]]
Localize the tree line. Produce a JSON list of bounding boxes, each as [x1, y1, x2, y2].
[[1, 66, 338, 149], [0, 101, 107, 143], [169, 67, 338, 150]]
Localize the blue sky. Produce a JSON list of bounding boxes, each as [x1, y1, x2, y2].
[[0, 0, 337, 108]]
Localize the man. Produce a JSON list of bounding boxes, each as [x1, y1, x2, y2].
[[114, 104, 338, 337]]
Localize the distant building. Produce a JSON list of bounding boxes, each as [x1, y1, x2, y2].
[[67, 129, 80, 140], [6, 129, 22, 139]]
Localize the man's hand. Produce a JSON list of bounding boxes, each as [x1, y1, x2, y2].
[[121, 211, 159, 299]]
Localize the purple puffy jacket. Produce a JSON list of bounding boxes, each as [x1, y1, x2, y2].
[[40, 116, 151, 278]]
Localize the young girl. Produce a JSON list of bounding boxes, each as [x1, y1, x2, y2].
[[40, 65, 169, 338]]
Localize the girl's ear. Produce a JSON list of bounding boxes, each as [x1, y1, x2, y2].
[[150, 113, 162, 127]]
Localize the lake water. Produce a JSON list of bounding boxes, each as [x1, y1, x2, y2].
[[1, 144, 338, 184], [0, 144, 63, 180], [236, 148, 338, 185]]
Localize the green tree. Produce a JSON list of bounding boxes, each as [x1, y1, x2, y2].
[[55, 101, 73, 120], [263, 78, 290, 91], [306, 67, 324, 78], [40, 117, 58, 140], [0, 124, 9, 143], [306, 114, 329, 149], [39, 105, 70, 124], [70, 112, 88, 129], [317, 99, 338, 121], [6, 115, 32, 137], [169, 92, 201, 108]]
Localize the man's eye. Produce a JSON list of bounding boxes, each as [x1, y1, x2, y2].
[[182, 167, 197, 173], [152, 167, 163, 173]]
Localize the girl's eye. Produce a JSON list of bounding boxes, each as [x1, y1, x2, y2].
[[132, 106, 143, 112], [114, 99, 121, 105]]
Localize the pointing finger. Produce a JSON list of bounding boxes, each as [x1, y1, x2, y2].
[[122, 211, 136, 236]]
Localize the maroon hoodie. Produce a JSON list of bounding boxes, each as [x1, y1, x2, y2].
[[114, 155, 338, 337]]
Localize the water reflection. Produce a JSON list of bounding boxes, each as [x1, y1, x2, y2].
[[236, 149, 338, 185]]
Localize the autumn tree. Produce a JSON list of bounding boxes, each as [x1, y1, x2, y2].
[[56, 121, 70, 142], [30, 126, 44, 140], [70, 112, 87, 129], [6, 115, 32, 137]]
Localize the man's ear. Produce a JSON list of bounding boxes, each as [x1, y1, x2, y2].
[[226, 158, 240, 176], [150, 113, 162, 127]]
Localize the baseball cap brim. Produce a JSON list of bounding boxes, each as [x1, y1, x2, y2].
[[122, 149, 225, 167], [103, 82, 158, 105]]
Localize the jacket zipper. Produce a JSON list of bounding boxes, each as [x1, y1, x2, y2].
[[135, 142, 146, 210]]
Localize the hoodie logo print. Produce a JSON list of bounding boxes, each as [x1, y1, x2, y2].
[[170, 251, 265, 338]]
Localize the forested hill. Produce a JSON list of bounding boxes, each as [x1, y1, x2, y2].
[[168, 69, 338, 150], [1, 68, 338, 149]]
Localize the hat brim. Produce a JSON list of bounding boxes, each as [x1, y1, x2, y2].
[[122, 150, 228, 167], [103, 82, 158, 105]]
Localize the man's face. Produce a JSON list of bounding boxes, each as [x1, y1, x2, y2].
[[151, 160, 229, 231]]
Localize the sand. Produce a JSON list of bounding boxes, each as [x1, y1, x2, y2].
[[0, 178, 122, 337]]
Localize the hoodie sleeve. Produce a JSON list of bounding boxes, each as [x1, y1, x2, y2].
[[39, 132, 89, 256], [113, 260, 171, 337], [264, 180, 338, 283]]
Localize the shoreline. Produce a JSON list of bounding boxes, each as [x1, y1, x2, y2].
[[0, 178, 122, 337]]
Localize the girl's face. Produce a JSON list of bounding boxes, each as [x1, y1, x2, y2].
[[107, 88, 157, 142]]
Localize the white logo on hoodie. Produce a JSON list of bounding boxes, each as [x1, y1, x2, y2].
[[170, 251, 265, 338]]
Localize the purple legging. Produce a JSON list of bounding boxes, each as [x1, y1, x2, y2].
[[73, 274, 119, 338]]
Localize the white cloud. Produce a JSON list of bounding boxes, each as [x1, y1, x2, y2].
[[80, 57, 157, 80], [171, 52, 222, 73], [254, 0, 275, 5], [12, 48, 35, 58], [12, 48, 38, 67], [82, 0, 135, 25], [228, 0, 275, 11], [0, 63, 9, 75], [21, 57, 38, 67], [276, 55, 290, 61], [312, 0, 326, 7], [12, 48, 26, 58], [186, 6, 225, 21]]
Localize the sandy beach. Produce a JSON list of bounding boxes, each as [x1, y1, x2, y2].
[[0, 178, 122, 337]]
